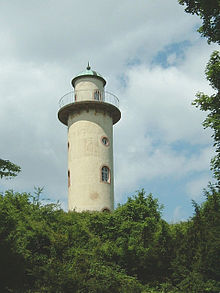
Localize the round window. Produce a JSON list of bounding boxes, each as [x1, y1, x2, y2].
[[102, 137, 109, 146]]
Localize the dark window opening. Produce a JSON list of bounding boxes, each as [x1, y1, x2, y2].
[[102, 166, 110, 183], [68, 170, 70, 188], [94, 90, 100, 101], [102, 208, 110, 213], [102, 136, 109, 146]]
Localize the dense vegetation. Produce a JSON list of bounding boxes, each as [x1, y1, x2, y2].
[[0, 188, 220, 292]]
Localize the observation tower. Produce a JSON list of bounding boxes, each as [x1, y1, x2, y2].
[[58, 64, 121, 212]]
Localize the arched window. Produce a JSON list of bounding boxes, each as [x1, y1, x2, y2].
[[101, 166, 110, 183], [68, 170, 70, 188], [94, 90, 100, 101]]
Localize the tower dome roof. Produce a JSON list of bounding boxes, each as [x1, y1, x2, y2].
[[71, 63, 106, 87]]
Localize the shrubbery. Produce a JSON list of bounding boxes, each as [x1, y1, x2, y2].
[[1, 188, 220, 292]]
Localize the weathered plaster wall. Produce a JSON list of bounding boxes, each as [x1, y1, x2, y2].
[[68, 109, 114, 212]]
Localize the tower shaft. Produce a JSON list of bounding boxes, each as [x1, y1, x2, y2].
[[58, 66, 120, 212], [68, 109, 114, 212]]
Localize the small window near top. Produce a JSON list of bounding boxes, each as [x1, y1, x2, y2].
[[94, 90, 100, 101], [101, 166, 110, 183], [101, 136, 109, 146]]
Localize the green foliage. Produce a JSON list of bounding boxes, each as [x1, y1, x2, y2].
[[0, 190, 151, 292], [178, 0, 220, 189], [112, 191, 171, 283], [171, 185, 220, 292], [178, 0, 220, 44], [192, 51, 220, 186], [1, 188, 219, 292], [0, 158, 21, 179]]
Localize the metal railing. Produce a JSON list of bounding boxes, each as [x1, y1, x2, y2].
[[58, 90, 119, 109]]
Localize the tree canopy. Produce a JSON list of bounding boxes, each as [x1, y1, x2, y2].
[[178, 0, 220, 44], [179, 0, 220, 188], [192, 51, 220, 187], [0, 159, 21, 179], [1, 189, 220, 292]]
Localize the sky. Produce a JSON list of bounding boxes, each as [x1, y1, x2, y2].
[[0, 0, 219, 222]]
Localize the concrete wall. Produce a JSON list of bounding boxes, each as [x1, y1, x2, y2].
[[67, 109, 114, 212]]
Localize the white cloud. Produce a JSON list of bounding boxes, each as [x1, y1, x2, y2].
[[172, 206, 186, 223], [114, 53, 215, 202], [119, 64, 212, 143], [186, 175, 211, 200]]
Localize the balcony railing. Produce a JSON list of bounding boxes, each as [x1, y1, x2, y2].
[[58, 90, 119, 109]]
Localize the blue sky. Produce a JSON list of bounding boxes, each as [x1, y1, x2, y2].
[[152, 41, 191, 68], [0, 0, 218, 222]]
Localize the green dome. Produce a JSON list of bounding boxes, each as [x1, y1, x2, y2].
[[71, 64, 106, 87]]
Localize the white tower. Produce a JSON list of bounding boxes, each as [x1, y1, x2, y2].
[[58, 64, 121, 212]]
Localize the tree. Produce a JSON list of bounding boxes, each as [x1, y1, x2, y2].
[[192, 51, 220, 187], [178, 0, 220, 44], [170, 185, 220, 292], [0, 159, 21, 179], [0, 189, 146, 292], [178, 0, 220, 188], [2, 188, 219, 292]]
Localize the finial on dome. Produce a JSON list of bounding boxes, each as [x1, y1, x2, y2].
[[87, 62, 91, 70]]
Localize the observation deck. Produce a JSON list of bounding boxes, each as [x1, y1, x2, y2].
[[58, 90, 121, 126]]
